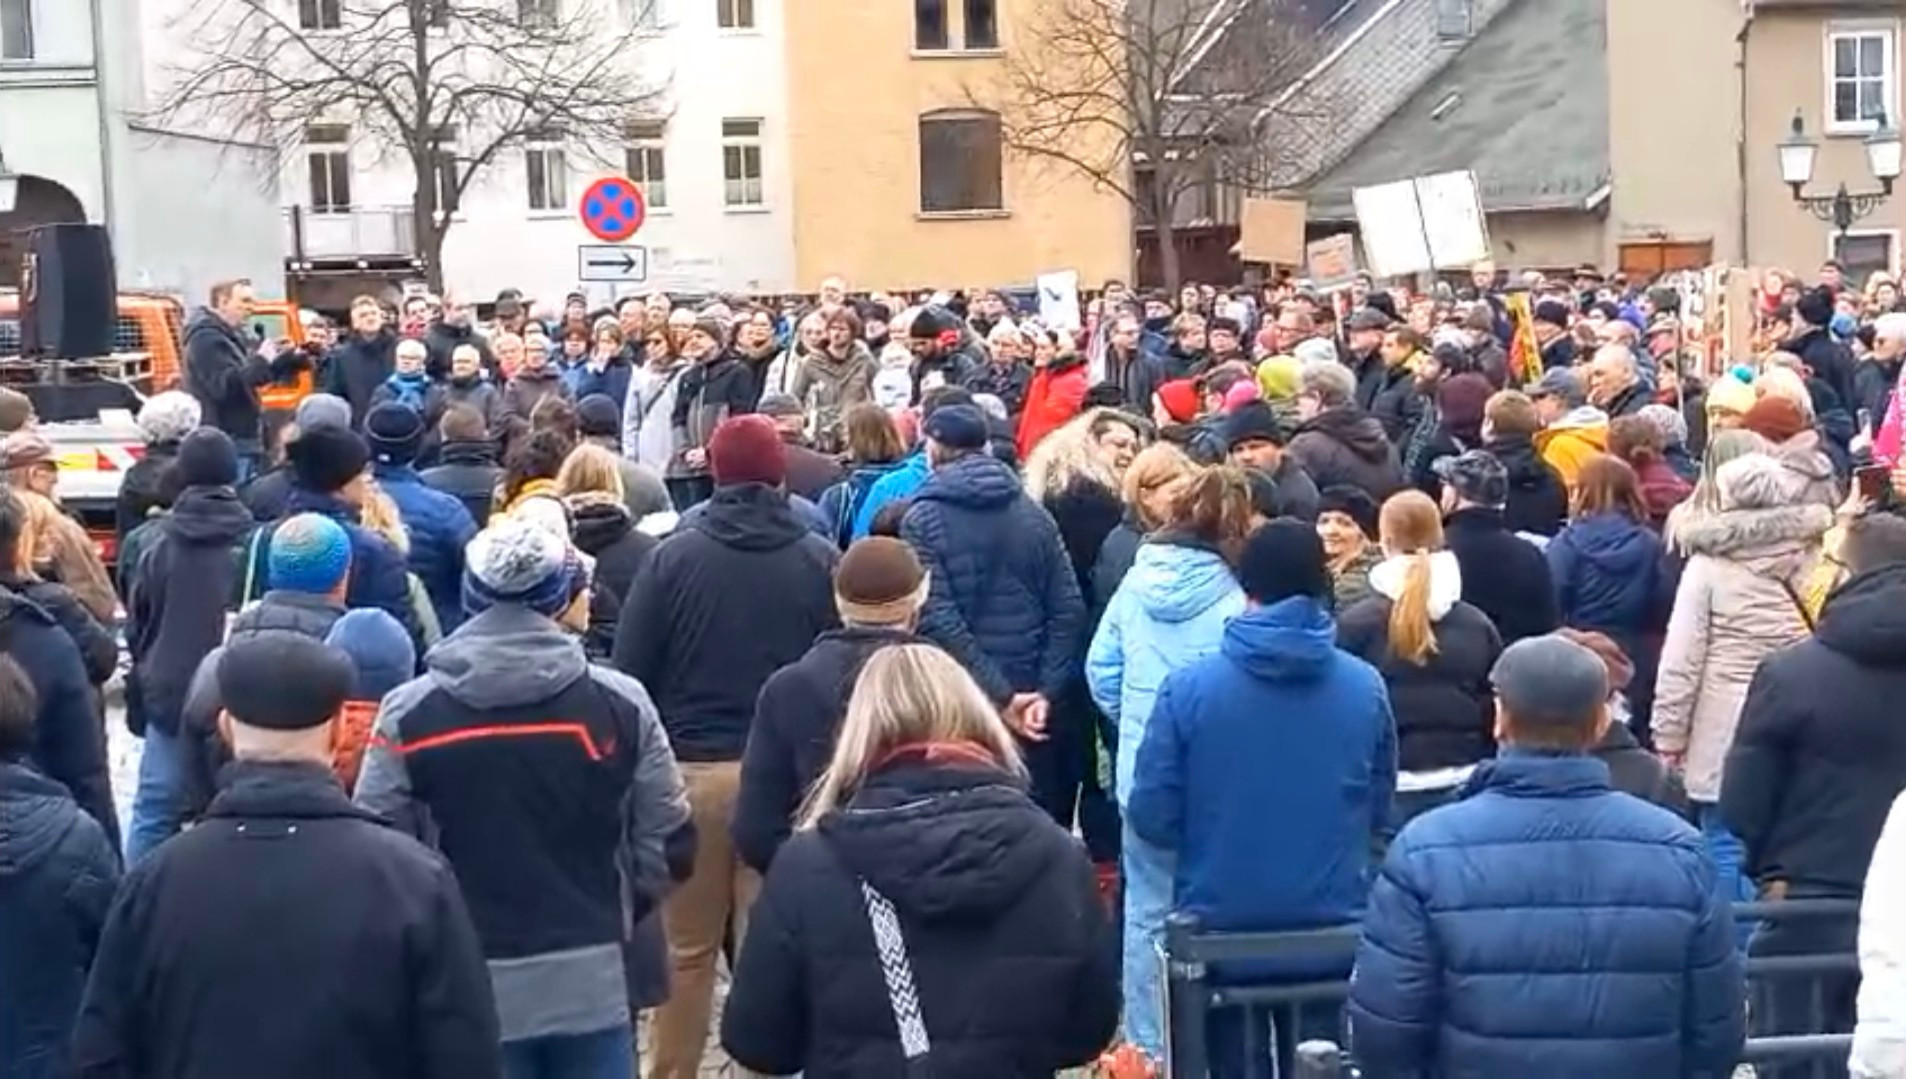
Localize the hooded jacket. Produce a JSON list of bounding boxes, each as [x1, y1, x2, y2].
[[322, 330, 397, 425], [1767, 429, 1842, 511], [1486, 433, 1569, 536], [1654, 472, 1829, 803], [77, 762, 502, 1079], [849, 451, 931, 540], [1126, 598, 1395, 939], [791, 341, 877, 451], [1286, 407, 1406, 501], [1633, 454, 1693, 532], [613, 484, 840, 761], [1547, 511, 1665, 653], [357, 605, 691, 1044], [126, 485, 256, 737], [373, 463, 478, 634], [624, 360, 688, 476], [817, 460, 905, 549], [1533, 406, 1609, 491], [1017, 354, 1090, 460], [0, 590, 117, 853], [419, 439, 502, 526], [1086, 540, 1246, 802], [115, 440, 179, 550], [1337, 552, 1502, 774], [901, 454, 1086, 704], [1789, 325, 1859, 416], [0, 573, 116, 686], [500, 366, 572, 432], [1348, 753, 1745, 1079], [1442, 506, 1559, 646], [569, 497, 658, 660], [1721, 562, 1906, 896], [0, 761, 119, 1079], [720, 758, 1121, 1077], [732, 626, 927, 873]]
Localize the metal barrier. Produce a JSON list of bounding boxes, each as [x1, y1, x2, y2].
[[1164, 898, 1861, 1078]]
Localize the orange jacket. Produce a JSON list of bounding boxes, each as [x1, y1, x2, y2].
[[1534, 414, 1609, 492]]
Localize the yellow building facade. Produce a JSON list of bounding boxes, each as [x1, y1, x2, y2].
[[782, 0, 1133, 291]]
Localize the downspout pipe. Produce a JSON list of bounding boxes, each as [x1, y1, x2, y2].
[[1736, 10, 1752, 264], [88, 0, 118, 233]]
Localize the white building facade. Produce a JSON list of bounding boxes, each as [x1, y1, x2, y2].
[[284, 0, 798, 307]]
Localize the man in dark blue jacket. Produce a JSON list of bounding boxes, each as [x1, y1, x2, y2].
[[1348, 634, 1745, 1079], [364, 403, 476, 633], [321, 296, 397, 428], [899, 403, 1085, 822], [1126, 520, 1395, 1077]]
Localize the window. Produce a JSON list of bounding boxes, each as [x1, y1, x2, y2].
[[624, 120, 668, 210], [518, 0, 559, 26], [915, 0, 946, 50], [0, 0, 33, 60], [1834, 231, 1897, 284], [964, 0, 996, 48], [305, 125, 351, 214], [298, 0, 342, 30], [619, 0, 659, 29], [918, 109, 1002, 213], [525, 130, 568, 211], [721, 118, 764, 207], [717, 0, 753, 29], [1828, 25, 1896, 132], [1433, 0, 1471, 40], [429, 125, 459, 214]]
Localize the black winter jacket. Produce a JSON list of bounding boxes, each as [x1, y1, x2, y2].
[[422, 321, 497, 381], [733, 627, 927, 873], [614, 484, 840, 761], [1722, 563, 1906, 895], [72, 762, 501, 1079], [1367, 363, 1426, 445], [322, 330, 396, 426], [182, 308, 304, 447], [722, 760, 1121, 1077], [420, 439, 503, 526], [1046, 477, 1125, 606], [1286, 407, 1407, 502], [1442, 507, 1559, 646], [1486, 433, 1569, 537], [1595, 721, 1690, 818], [1855, 356, 1900, 431], [126, 486, 255, 737], [900, 454, 1086, 704], [0, 573, 116, 685], [0, 589, 118, 850], [115, 441, 178, 550], [1337, 585, 1503, 773], [0, 761, 118, 1079], [1789, 327, 1859, 419], [671, 353, 758, 472], [571, 498, 658, 660]]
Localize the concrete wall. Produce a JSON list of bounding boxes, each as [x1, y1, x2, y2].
[[1488, 210, 1606, 272], [1606, 0, 1746, 264], [116, 127, 282, 302], [783, 0, 1130, 291], [1744, 5, 1906, 279]]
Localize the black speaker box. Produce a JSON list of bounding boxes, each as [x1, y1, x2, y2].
[[20, 224, 117, 359]]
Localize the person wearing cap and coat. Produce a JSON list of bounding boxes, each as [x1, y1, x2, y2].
[[1436, 450, 1560, 647], [901, 404, 1087, 823], [732, 537, 931, 874], [1347, 635, 1745, 1079], [116, 391, 203, 552], [669, 317, 758, 509], [358, 519, 692, 1077], [76, 632, 503, 1079], [364, 403, 478, 634], [124, 428, 260, 863], [612, 415, 839, 1079]]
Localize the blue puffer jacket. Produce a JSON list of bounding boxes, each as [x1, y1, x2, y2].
[[372, 463, 478, 633], [1347, 752, 1746, 1078], [900, 454, 1085, 703], [1127, 598, 1394, 934], [1547, 512, 1664, 647], [850, 450, 930, 540], [252, 488, 421, 645], [0, 762, 119, 1079], [1085, 539, 1245, 803]]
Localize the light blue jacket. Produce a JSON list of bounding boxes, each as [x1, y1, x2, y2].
[[1086, 540, 1245, 804]]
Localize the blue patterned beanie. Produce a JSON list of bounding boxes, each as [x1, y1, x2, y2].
[[269, 513, 352, 594]]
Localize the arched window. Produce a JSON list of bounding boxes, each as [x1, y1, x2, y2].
[[919, 109, 1003, 213]]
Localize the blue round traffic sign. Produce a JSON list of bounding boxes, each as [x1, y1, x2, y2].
[[579, 176, 646, 243]]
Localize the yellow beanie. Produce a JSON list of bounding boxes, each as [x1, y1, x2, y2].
[[1705, 374, 1756, 416], [1257, 356, 1302, 400]]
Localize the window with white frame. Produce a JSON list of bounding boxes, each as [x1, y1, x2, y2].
[[717, 0, 753, 29], [305, 124, 352, 214], [525, 130, 568, 211], [919, 109, 1003, 213], [1835, 231, 1897, 285], [0, 0, 34, 60], [964, 0, 997, 48], [623, 120, 668, 210], [298, 0, 342, 30], [1828, 24, 1897, 132], [915, 0, 947, 50], [721, 118, 764, 207]]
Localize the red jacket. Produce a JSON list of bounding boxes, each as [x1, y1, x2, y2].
[[1017, 360, 1088, 459]]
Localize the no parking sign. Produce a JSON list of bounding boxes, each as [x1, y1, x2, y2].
[[578, 176, 647, 243]]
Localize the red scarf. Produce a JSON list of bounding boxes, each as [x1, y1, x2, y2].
[[871, 740, 1001, 773]]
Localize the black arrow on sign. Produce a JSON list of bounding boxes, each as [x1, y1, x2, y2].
[[587, 251, 636, 273]]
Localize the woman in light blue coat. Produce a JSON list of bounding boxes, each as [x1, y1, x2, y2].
[[1086, 466, 1253, 1063]]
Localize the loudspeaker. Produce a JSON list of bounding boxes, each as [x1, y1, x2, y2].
[[20, 224, 117, 359]]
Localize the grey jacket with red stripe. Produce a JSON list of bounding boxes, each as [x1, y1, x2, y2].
[[354, 603, 692, 1043]]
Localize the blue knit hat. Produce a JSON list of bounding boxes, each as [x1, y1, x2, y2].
[[269, 512, 352, 594], [462, 517, 584, 618], [324, 609, 416, 700]]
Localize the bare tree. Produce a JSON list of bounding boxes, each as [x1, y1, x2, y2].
[[151, 0, 666, 290], [975, 0, 1333, 289]]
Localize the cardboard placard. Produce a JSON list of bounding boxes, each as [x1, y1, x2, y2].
[[1238, 197, 1308, 266], [1351, 170, 1492, 278], [1036, 269, 1082, 333], [1305, 234, 1359, 288]]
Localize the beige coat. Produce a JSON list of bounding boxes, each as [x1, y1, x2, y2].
[[1653, 499, 1830, 801]]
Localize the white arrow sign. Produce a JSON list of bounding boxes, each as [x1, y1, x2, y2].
[[578, 244, 649, 283]]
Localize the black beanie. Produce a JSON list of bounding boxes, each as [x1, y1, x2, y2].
[[1317, 485, 1380, 540], [287, 424, 371, 494], [364, 402, 425, 466], [1237, 518, 1331, 605], [1796, 285, 1835, 328], [576, 394, 620, 438], [175, 427, 239, 488]]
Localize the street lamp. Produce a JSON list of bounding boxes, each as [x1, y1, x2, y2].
[[1778, 110, 1901, 240], [0, 145, 17, 214]]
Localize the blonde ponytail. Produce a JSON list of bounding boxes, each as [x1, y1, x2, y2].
[[1389, 552, 1439, 665]]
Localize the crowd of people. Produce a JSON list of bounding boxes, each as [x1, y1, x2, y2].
[[3, 256, 1906, 1078]]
